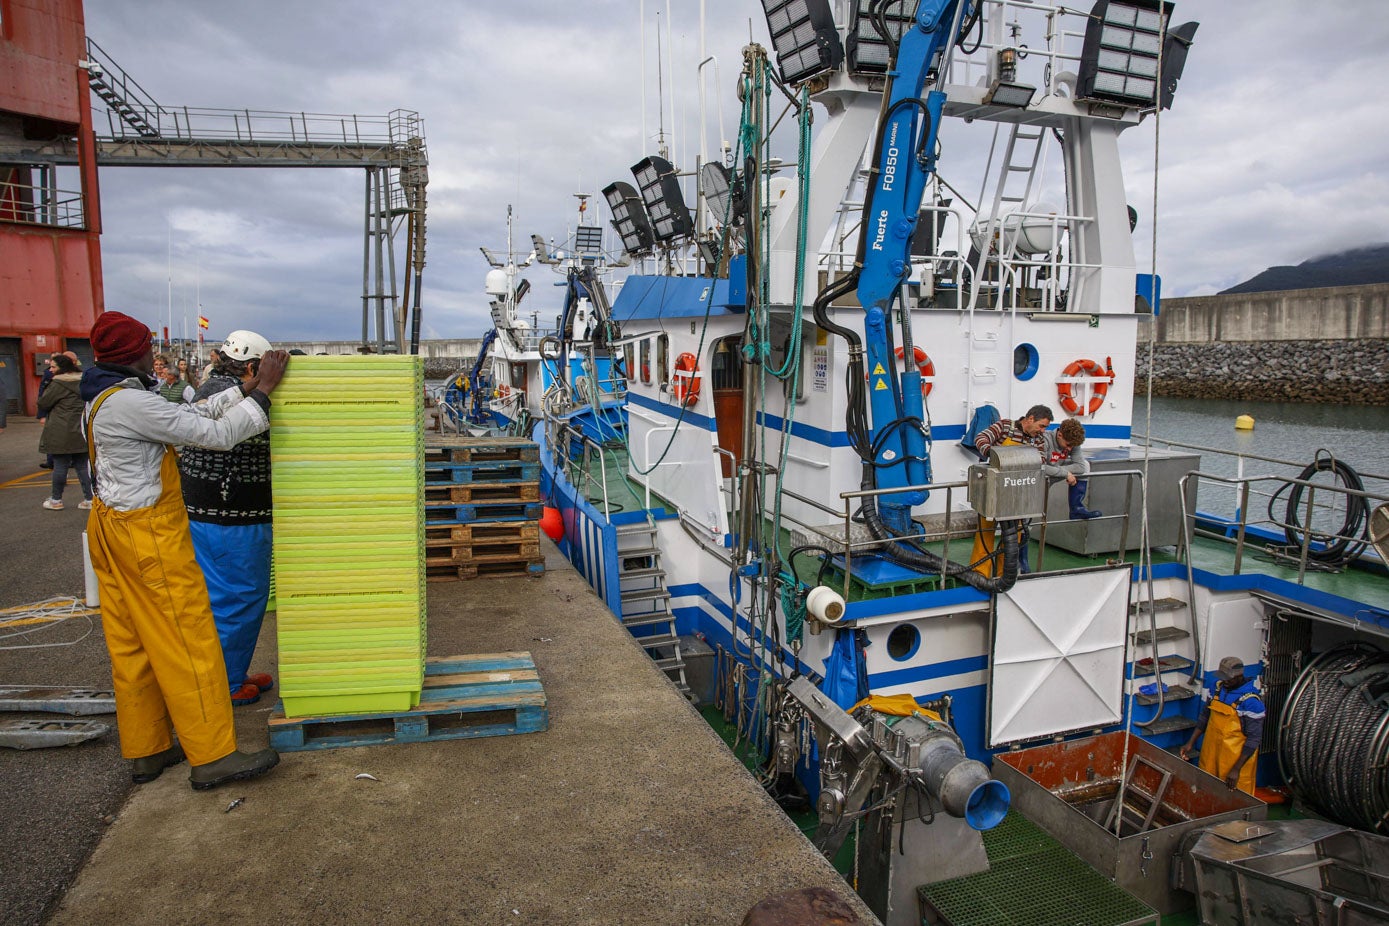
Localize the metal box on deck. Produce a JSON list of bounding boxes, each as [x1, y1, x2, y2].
[[992, 731, 1266, 914], [1044, 447, 1199, 555], [967, 445, 1045, 520]]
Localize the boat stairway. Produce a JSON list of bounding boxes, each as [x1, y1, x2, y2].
[[1127, 596, 1199, 742], [615, 521, 691, 700]]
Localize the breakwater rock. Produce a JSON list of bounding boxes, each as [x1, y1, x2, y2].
[[1134, 339, 1389, 405]]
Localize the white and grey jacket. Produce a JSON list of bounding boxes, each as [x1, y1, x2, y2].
[[85, 377, 270, 511], [1040, 429, 1089, 480]]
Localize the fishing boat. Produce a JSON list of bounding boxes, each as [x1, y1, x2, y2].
[[474, 2, 1389, 922]]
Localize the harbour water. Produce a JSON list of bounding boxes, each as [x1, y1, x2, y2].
[[1138, 396, 1389, 524]]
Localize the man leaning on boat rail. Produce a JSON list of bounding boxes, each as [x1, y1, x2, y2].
[[81, 310, 289, 790]]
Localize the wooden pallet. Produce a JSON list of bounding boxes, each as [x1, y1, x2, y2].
[[424, 501, 543, 524], [425, 559, 546, 581], [424, 538, 542, 564], [424, 482, 541, 506], [423, 460, 541, 485], [267, 653, 547, 752], [423, 437, 539, 466], [424, 521, 540, 545]]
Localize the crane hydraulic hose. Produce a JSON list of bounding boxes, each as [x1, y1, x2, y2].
[[858, 465, 1021, 594]]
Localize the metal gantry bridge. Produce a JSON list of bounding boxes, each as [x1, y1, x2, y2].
[[0, 37, 428, 354]]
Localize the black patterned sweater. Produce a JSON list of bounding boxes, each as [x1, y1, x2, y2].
[[178, 372, 273, 525]]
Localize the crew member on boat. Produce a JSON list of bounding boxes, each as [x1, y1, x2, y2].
[[1041, 418, 1101, 520], [81, 311, 288, 790], [971, 405, 1053, 575], [1180, 656, 1265, 794]]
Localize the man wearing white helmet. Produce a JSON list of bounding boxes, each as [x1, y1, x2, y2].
[[180, 330, 278, 706]]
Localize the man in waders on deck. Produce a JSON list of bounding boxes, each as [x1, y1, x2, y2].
[[81, 311, 290, 789], [1180, 656, 1264, 794]]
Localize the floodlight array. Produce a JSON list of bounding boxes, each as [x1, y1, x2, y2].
[[574, 225, 603, 256], [760, 0, 843, 85], [602, 181, 655, 256], [632, 156, 693, 243], [847, 0, 916, 74], [1078, 0, 1166, 107]]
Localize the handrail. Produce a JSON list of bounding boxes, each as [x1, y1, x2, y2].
[[1135, 433, 1389, 484], [1178, 469, 1389, 585]]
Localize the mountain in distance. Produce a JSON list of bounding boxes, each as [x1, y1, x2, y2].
[[1220, 243, 1389, 295]]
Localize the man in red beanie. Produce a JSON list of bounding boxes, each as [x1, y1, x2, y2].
[[81, 310, 291, 790]]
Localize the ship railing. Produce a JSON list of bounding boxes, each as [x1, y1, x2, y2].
[[548, 419, 616, 517], [1176, 470, 1389, 584], [0, 175, 86, 229], [1136, 434, 1389, 550], [938, 0, 1097, 101]]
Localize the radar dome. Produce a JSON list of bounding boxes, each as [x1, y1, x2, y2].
[[485, 269, 510, 297]]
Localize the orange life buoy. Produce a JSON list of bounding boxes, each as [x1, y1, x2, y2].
[[1057, 356, 1114, 417], [495, 383, 512, 401], [895, 346, 935, 398], [672, 352, 701, 407]]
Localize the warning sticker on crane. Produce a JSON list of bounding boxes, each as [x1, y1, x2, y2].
[[874, 379, 888, 391]]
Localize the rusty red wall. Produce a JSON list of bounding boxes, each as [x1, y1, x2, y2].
[[0, 0, 103, 417]]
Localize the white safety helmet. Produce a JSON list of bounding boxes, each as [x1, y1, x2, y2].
[[220, 330, 272, 362]]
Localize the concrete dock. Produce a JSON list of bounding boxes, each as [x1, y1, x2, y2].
[[0, 415, 875, 925]]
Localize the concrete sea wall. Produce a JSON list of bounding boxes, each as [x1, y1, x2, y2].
[[1136, 283, 1389, 405]]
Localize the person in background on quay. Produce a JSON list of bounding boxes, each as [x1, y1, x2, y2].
[[1041, 417, 1101, 520], [81, 310, 289, 790], [37, 353, 94, 510], [1180, 656, 1265, 794], [178, 357, 198, 388], [37, 355, 57, 468], [180, 330, 277, 707], [153, 353, 195, 403], [971, 404, 1054, 576]]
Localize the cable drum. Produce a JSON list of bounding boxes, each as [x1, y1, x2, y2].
[[1277, 642, 1389, 833]]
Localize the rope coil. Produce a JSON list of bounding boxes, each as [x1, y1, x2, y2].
[[1277, 642, 1389, 833]]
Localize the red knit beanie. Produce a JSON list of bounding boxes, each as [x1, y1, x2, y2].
[[90, 311, 152, 366]]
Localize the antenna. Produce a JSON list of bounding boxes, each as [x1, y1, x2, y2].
[[655, 10, 667, 158]]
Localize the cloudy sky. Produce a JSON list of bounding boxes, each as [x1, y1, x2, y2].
[[79, 0, 1389, 345]]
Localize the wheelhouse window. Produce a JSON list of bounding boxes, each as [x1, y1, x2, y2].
[[657, 334, 670, 387], [639, 340, 651, 385]]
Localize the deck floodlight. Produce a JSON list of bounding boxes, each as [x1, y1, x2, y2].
[[574, 225, 604, 257], [847, 0, 915, 74], [761, 0, 844, 86], [1078, 0, 1195, 110], [699, 162, 734, 225], [602, 181, 656, 256], [632, 155, 694, 243], [985, 48, 1036, 108]]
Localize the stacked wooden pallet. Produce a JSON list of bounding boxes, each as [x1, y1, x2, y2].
[[269, 355, 426, 718], [422, 436, 545, 581]]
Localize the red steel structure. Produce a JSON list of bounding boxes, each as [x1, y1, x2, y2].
[[1, 0, 104, 417]]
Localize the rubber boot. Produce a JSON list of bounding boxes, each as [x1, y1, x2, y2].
[[1068, 481, 1102, 519], [131, 744, 186, 784], [245, 673, 275, 694], [189, 748, 280, 791]]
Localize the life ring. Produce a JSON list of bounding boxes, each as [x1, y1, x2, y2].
[[895, 346, 935, 398], [672, 352, 701, 407], [1057, 356, 1114, 417], [495, 383, 512, 401]]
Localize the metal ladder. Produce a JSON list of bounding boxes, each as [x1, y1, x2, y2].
[[614, 521, 691, 698], [967, 123, 1048, 312], [83, 38, 161, 138]]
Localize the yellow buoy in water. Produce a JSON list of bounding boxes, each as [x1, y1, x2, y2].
[[1235, 414, 1255, 431]]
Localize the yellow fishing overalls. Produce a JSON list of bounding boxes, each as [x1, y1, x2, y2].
[[86, 388, 238, 766], [1197, 692, 1258, 795]]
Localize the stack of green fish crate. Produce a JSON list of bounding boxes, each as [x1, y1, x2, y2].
[[269, 355, 425, 718]]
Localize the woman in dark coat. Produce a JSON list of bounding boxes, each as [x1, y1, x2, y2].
[[37, 353, 93, 510]]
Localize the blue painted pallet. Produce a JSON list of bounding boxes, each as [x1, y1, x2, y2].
[[424, 501, 543, 524], [423, 460, 541, 485], [424, 438, 539, 465], [267, 653, 547, 752]]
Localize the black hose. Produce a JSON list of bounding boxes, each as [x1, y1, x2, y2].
[[1268, 450, 1370, 566], [1277, 642, 1389, 833]]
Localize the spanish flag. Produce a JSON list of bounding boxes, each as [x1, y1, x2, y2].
[[197, 315, 210, 330]]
